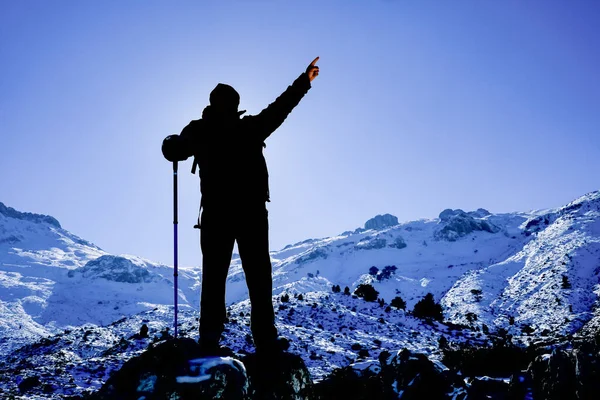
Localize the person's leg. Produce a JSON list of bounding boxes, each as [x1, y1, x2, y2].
[[199, 207, 235, 348], [236, 204, 278, 351]]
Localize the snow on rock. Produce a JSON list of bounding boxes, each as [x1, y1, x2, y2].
[[0, 202, 61, 229], [435, 208, 500, 241], [68, 255, 165, 284], [91, 338, 250, 400]]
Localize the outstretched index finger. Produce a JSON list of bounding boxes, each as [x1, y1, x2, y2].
[[309, 56, 320, 66]]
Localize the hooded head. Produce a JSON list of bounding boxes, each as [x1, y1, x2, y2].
[[209, 83, 240, 112]]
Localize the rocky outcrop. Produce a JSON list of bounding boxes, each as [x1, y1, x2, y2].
[[242, 352, 315, 399], [0, 202, 61, 228], [435, 209, 499, 241], [67, 255, 160, 283], [87, 338, 314, 400], [382, 349, 466, 399], [528, 345, 600, 400], [364, 214, 399, 230], [315, 349, 467, 399]]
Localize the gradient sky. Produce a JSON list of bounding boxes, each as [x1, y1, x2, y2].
[[1, 1, 599, 268]]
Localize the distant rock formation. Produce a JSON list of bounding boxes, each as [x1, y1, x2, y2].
[[365, 214, 399, 230], [435, 209, 499, 241], [67, 255, 159, 284]]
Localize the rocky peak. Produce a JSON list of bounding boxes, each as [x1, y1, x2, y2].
[[364, 214, 399, 230], [0, 202, 61, 228]]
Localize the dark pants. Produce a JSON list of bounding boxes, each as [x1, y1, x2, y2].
[[199, 203, 278, 349]]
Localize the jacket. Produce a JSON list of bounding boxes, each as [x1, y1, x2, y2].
[[178, 72, 311, 208]]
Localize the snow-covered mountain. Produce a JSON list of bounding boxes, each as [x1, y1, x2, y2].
[[1, 191, 600, 397], [228, 191, 600, 339], [0, 202, 201, 356]]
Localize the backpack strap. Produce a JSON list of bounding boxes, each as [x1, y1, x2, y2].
[[191, 156, 199, 174]]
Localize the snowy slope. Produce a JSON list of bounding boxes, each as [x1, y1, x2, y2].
[[0, 202, 201, 356], [442, 191, 600, 336], [226, 211, 529, 308]]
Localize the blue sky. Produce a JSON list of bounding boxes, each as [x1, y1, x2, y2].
[[1, 1, 599, 267]]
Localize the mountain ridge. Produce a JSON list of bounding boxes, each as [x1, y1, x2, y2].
[[1, 190, 600, 397]]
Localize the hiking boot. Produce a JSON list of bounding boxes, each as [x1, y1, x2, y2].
[[256, 336, 290, 358], [198, 339, 235, 357]]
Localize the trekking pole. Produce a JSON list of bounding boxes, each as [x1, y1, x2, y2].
[[173, 160, 179, 338]]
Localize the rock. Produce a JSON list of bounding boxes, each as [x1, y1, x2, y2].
[[242, 352, 315, 400], [18, 375, 41, 394], [381, 349, 466, 399], [364, 214, 399, 230], [295, 248, 328, 264], [528, 346, 600, 400], [314, 363, 383, 399], [316, 349, 466, 399], [466, 376, 510, 399], [469, 208, 491, 218], [354, 238, 387, 250], [89, 338, 247, 400], [0, 201, 61, 228], [435, 209, 499, 241], [88, 339, 314, 400], [439, 208, 466, 222], [69, 255, 160, 283], [140, 324, 149, 338]]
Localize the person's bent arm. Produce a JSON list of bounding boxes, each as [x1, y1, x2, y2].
[[161, 120, 200, 162]]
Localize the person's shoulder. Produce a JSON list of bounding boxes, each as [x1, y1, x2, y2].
[[183, 118, 204, 131]]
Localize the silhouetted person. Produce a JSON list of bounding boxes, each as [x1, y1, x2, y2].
[[162, 57, 320, 356]]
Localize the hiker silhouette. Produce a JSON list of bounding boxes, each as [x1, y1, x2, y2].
[[162, 57, 320, 356]]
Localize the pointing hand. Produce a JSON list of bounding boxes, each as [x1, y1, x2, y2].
[[306, 57, 320, 82]]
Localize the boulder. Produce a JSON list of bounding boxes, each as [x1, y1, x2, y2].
[[315, 349, 467, 399], [88, 338, 314, 400], [382, 349, 466, 399], [89, 338, 247, 400], [528, 346, 600, 400], [243, 352, 315, 399]]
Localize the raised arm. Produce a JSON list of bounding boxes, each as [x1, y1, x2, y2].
[[250, 57, 320, 141]]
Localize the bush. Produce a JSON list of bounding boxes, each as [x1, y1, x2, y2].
[[390, 296, 406, 310], [369, 266, 379, 276], [280, 293, 290, 303], [332, 284, 341, 293], [354, 284, 379, 302], [412, 293, 443, 321], [343, 286, 350, 295]]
